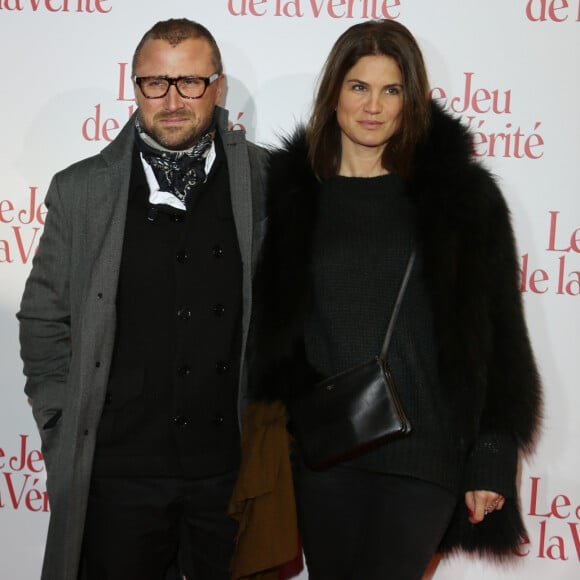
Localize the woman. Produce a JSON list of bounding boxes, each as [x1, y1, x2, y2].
[[248, 19, 542, 579]]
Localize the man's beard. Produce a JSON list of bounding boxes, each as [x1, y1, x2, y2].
[[138, 111, 206, 151]]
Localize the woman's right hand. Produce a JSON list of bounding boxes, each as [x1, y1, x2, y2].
[[464, 489, 505, 524]]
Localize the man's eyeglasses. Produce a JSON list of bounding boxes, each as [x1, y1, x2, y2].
[[134, 73, 220, 100]]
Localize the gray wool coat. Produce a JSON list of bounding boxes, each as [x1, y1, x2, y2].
[[17, 106, 268, 580]]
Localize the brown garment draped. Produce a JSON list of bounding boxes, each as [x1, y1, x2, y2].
[[228, 401, 301, 579]]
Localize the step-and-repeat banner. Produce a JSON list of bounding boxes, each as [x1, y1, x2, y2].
[[1, 1, 578, 578]]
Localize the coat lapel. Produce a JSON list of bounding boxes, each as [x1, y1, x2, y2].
[[82, 117, 135, 301]]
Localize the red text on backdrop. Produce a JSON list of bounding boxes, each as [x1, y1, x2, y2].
[[0, 435, 48, 512], [520, 211, 580, 296]]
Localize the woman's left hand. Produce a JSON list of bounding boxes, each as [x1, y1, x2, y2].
[[464, 490, 505, 524]]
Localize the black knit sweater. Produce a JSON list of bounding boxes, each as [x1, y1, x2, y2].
[[304, 174, 461, 491]]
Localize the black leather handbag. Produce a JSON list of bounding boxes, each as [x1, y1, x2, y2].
[[288, 251, 415, 469]]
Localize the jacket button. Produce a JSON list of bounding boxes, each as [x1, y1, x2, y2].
[[176, 250, 189, 263], [171, 213, 185, 223], [172, 415, 188, 427], [212, 245, 224, 258], [212, 304, 225, 316], [213, 415, 225, 425], [177, 366, 191, 376], [215, 361, 229, 374], [177, 307, 191, 320]]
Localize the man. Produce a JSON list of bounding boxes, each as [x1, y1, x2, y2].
[[17, 18, 267, 580]]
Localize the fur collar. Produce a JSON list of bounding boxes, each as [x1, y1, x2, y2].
[[266, 101, 477, 218]]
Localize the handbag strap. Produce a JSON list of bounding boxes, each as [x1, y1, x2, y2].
[[379, 250, 416, 359]]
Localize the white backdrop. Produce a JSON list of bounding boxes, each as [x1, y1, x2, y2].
[[1, 1, 579, 578]]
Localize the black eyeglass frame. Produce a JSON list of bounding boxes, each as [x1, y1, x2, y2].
[[134, 73, 220, 100]]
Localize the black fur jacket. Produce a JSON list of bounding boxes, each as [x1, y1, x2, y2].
[[248, 102, 542, 556]]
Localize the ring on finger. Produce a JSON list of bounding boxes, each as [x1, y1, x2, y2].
[[485, 501, 498, 514]]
